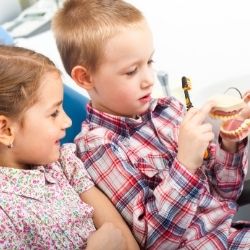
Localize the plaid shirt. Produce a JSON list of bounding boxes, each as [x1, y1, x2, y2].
[[75, 97, 250, 249]]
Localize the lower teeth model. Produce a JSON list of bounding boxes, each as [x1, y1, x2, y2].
[[209, 94, 250, 141]]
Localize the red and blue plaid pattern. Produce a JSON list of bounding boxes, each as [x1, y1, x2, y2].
[[76, 96, 250, 249]]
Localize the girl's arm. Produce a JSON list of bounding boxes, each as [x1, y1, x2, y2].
[[80, 186, 139, 250], [86, 222, 125, 250]]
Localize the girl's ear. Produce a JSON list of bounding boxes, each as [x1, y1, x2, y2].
[[71, 65, 94, 90], [0, 115, 15, 147]]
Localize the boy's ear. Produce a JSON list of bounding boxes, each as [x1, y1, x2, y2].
[[0, 115, 15, 147], [71, 65, 94, 90]]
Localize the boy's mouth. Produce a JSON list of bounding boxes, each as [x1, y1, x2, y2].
[[139, 94, 151, 102]]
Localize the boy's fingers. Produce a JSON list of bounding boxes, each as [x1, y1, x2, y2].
[[191, 101, 216, 124], [183, 107, 199, 122], [243, 91, 250, 103], [239, 104, 250, 119]]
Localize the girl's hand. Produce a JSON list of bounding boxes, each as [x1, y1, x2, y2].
[[177, 101, 215, 173], [86, 223, 126, 250]]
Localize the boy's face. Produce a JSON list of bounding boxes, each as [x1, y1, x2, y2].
[[9, 72, 72, 168], [89, 21, 155, 117]]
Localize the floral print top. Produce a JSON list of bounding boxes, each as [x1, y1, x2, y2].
[[0, 143, 95, 250]]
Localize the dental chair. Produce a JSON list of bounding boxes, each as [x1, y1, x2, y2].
[[62, 78, 250, 220], [61, 84, 89, 144], [0, 26, 13, 45]]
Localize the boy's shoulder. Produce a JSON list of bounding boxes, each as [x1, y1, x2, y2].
[[74, 123, 112, 150], [156, 96, 185, 117], [74, 96, 186, 150], [158, 95, 184, 108]]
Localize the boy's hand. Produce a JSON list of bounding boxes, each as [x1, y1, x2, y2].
[[177, 101, 215, 173], [86, 223, 126, 250], [239, 91, 250, 120]]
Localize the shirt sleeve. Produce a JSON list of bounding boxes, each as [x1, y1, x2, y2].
[[205, 137, 248, 201], [59, 143, 94, 194]]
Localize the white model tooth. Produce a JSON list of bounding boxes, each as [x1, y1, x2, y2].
[[241, 122, 248, 129], [236, 128, 241, 135], [245, 119, 250, 126], [220, 127, 227, 134]]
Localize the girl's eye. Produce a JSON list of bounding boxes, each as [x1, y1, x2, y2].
[[51, 110, 59, 118], [126, 68, 137, 76]]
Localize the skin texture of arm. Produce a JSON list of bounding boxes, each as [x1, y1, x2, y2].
[[86, 222, 126, 250], [80, 186, 139, 250]]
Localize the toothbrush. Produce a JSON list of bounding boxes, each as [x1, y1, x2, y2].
[[182, 76, 209, 160]]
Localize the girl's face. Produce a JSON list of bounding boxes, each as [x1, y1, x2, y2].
[[10, 71, 72, 168], [89, 21, 155, 117]]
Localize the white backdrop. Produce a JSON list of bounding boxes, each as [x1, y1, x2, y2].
[[127, 0, 250, 99], [0, 0, 21, 24], [13, 0, 250, 101]]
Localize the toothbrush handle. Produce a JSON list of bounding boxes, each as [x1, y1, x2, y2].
[[181, 76, 209, 160]]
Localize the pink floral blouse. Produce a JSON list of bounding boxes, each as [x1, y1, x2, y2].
[[0, 143, 95, 249]]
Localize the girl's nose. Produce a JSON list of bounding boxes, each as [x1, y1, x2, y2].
[[62, 111, 72, 129]]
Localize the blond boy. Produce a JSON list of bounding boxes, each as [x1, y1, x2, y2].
[[52, 1, 250, 249]]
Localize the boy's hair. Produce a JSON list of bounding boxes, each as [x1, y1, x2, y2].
[[0, 45, 59, 119], [52, 0, 145, 75]]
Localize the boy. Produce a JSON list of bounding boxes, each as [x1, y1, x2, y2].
[[52, 0, 250, 249]]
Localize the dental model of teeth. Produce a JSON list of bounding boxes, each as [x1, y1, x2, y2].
[[209, 94, 250, 141]]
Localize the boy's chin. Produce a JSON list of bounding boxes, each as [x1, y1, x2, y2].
[[137, 107, 150, 116]]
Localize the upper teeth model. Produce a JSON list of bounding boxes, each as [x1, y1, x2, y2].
[[209, 94, 250, 141]]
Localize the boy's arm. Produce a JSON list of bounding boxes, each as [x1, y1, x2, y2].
[[205, 137, 248, 201], [176, 99, 248, 201], [80, 187, 139, 250], [221, 138, 239, 153], [207, 91, 250, 200]]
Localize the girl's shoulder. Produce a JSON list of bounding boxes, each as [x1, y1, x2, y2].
[[58, 143, 81, 169]]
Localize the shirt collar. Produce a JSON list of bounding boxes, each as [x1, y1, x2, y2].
[[0, 165, 57, 201], [86, 99, 160, 135]]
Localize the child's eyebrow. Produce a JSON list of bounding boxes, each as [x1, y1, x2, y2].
[[51, 100, 63, 108]]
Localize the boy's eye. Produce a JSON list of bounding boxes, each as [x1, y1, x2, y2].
[[126, 68, 137, 76], [148, 59, 154, 65], [51, 110, 59, 118]]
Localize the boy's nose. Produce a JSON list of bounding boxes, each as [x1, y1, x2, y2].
[[141, 69, 154, 88]]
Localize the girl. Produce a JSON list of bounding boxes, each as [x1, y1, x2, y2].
[[0, 45, 139, 250]]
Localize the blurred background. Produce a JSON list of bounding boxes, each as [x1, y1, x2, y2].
[[1, 0, 250, 104]]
